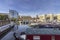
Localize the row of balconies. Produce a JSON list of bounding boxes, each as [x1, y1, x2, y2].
[[38, 14, 60, 22]]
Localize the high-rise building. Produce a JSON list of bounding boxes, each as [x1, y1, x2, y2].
[[9, 10, 19, 19]]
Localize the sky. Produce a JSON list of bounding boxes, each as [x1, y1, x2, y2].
[[0, 0, 60, 17]]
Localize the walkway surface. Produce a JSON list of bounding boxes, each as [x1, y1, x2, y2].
[[1, 31, 15, 40], [1, 25, 18, 40]]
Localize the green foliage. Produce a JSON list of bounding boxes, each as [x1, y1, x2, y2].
[[11, 18, 16, 21], [16, 21, 20, 25], [0, 15, 5, 20], [0, 15, 9, 20]]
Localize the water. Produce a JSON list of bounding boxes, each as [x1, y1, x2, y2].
[[13, 25, 31, 32]]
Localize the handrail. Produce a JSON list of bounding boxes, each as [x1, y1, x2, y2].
[[0, 20, 10, 27]]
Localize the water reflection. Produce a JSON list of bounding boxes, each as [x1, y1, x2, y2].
[[14, 25, 31, 32], [13, 24, 31, 40]]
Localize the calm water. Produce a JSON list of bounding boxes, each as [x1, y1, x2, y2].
[[14, 25, 31, 32]]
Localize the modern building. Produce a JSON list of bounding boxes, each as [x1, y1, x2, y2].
[[53, 14, 57, 22], [38, 14, 60, 23], [56, 14, 60, 22], [9, 10, 19, 22], [38, 14, 46, 22], [9, 10, 19, 19], [46, 14, 54, 22]]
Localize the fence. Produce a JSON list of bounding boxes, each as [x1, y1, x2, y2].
[[0, 20, 10, 27]]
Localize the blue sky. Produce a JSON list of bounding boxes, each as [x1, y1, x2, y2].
[[0, 0, 60, 17]]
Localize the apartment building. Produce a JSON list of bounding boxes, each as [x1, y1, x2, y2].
[[46, 14, 54, 22], [38, 14, 60, 23], [56, 14, 60, 22], [38, 14, 46, 22]]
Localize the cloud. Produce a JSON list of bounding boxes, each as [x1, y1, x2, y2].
[[0, 0, 60, 16]]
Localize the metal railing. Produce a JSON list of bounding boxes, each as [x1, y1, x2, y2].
[[0, 20, 10, 27]]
